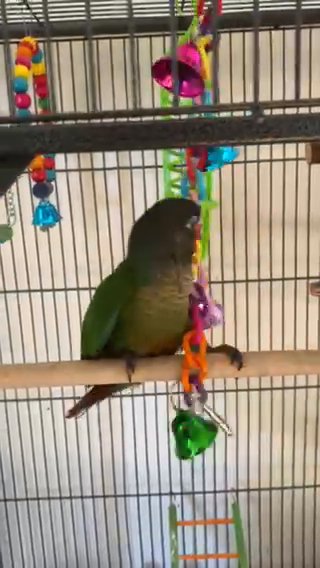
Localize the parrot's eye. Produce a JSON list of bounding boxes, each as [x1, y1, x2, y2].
[[185, 215, 199, 229]]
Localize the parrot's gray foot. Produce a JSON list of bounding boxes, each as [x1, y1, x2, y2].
[[125, 352, 137, 383], [207, 343, 243, 371]]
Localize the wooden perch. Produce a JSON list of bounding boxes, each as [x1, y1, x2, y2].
[[0, 350, 319, 390], [305, 142, 320, 165]]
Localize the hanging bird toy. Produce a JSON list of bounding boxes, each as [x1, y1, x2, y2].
[[152, 0, 238, 459], [13, 36, 61, 230]]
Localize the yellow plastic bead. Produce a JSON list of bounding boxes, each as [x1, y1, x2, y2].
[[32, 62, 46, 76], [15, 65, 30, 79], [30, 155, 45, 170]]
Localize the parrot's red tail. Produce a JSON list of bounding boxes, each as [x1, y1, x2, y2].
[[65, 384, 126, 419]]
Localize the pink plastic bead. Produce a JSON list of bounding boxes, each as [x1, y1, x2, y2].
[[15, 56, 31, 69], [36, 84, 49, 98], [15, 93, 31, 109]]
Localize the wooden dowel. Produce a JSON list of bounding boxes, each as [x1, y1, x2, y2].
[[177, 518, 233, 526], [0, 350, 319, 389], [305, 142, 320, 164], [179, 553, 239, 561]]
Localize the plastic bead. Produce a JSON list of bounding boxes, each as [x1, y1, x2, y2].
[[46, 170, 56, 182], [36, 84, 49, 98], [21, 37, 37, 52], [15, 93, 31, 109], [33, 201, 61, 228], [30, 155, 45, 170], [32, 50, 43, 64], [32, 62, 46, 76], [33, 74, 47, 88], [36, 93, 50, 110], [17, 45, 33, 59], [15, 64, 30, 79], [44, 157, 55, 169], [31, 169, 46, 182], [17, 109, 31, 118], [15, 55, 31, 69], [13, 77, 28, 93], [32, 181, 53, 199], [44, 153, 55, 159]]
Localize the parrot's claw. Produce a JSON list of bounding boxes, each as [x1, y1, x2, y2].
[[207, 343, 243, 371], [125, 352, 137, 383]]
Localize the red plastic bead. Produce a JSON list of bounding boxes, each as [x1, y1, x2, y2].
[[36, 84, 49, 98], [15, 93, 31, 109], [44, 157, 55, 169], [15, 56, 31, 69], [33, 74, 47, 88], [31, 169, 46, 182], [40, 109, 50, 115]]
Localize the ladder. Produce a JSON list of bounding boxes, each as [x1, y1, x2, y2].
[[169, 498, 249, 566]]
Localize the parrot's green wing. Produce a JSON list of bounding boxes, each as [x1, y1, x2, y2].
[[81, 260, 134, 359]]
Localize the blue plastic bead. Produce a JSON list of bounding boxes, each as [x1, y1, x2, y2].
[[33, 201, 61, 228], [32, 181, 53, 200], [46, 170, 56, 182], [13, 77, 28, 93], [17, 109, 31, 118], [32, 50, 43, 64]]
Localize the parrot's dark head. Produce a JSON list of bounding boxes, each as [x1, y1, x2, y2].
[[128, 197, 200, 265]]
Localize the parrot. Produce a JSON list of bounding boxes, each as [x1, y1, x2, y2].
[[66, 197, 243, 419]]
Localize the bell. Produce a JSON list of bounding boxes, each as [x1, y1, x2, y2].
[[152, 43, 204, 98], [32, 200, 62, 228], [172, 409, 218, 460]]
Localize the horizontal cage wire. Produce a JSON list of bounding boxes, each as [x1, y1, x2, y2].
[[0, 1, 320, 568]]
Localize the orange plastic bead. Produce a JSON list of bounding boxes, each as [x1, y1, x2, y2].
[[30, 155, 45, 170], [17, 46, 32, 59]]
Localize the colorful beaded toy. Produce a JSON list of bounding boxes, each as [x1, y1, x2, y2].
[[13, 36, 61, 229], [153, 0, 236, 460]]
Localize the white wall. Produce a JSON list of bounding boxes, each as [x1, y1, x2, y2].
[[0, 26, 320, 567]]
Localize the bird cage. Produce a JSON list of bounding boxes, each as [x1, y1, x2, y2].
[[0, 1, 320, 566]]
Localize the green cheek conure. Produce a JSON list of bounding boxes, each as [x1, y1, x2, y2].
[[66, 198, 242, 419]]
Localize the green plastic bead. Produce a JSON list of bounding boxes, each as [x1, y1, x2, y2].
[[38, 97, 50, 110]]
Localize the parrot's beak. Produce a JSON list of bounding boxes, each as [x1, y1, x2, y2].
[[309, 281, 320, 297]]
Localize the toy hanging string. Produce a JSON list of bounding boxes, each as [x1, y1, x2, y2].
[[13, 36, 61, 230]]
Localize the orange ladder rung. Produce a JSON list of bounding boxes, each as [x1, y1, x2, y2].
[[177, 518, 234, 527], [179, 553, 240, 561]]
